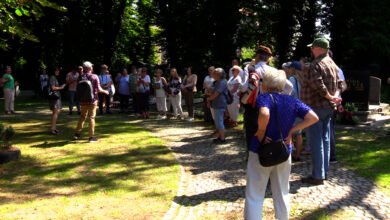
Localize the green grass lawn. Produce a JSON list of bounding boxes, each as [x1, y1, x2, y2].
[[336, 129, 390, 195], [0, 97, 179, 219]]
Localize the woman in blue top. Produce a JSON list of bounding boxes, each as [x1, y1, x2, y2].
[[244, 69, 318, 220]]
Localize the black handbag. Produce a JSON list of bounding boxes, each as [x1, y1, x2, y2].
[[46, 84, 60, 100], [258, 94, 290, 167]]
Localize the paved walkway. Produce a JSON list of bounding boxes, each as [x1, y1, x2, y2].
[[139, 119, 390, 220]]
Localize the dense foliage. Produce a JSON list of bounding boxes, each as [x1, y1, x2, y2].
[[0, 0, 389, 88]]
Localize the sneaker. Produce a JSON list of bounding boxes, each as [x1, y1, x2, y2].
[[161, 115, 167, 120], [187, 117, 194, 122], [73, 133, 81, 140], [88, 137, 98, 143]]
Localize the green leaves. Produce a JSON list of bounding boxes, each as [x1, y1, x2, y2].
[[0, 0, 67, 49], [15, 8, 23, 16]]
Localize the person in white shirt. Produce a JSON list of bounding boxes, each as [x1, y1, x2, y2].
[[39, 68, 49, 97], [203, 66, 215, 124], [98, 64, 113, 114], [228, 58, 247, 82], [227, 65, 242, 127], [154, 69, 168, 119], [168, 68, 184, 119], [137, 67, 151, 118]]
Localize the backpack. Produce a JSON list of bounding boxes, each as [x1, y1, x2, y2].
[[240, 72, 260, 107], [76, 74, 94, 102]]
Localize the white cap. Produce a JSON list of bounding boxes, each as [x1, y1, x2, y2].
[[83, 61, 93, 69]]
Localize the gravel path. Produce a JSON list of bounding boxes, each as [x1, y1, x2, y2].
[[138, 119, 390, 220]]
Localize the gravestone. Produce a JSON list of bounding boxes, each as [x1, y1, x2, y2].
[[343, 70, 370, 111], [369, 76, 381, 105]]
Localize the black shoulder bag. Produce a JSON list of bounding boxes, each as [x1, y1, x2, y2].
[[258, 94, 290, 167]]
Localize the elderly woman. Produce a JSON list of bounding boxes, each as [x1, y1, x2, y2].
[[227, 65, 242, 127], [207, 68, 229, 144], [245, 69, 318, 220], [181, 67, 198, 122]]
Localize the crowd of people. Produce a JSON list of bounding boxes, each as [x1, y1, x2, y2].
[[1, 37, 346, 220]]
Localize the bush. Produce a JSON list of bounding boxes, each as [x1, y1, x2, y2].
[[0, 124, 15, 149]]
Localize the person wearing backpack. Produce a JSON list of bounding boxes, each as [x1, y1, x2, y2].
[[240, 46, 272, 150], [207, 68, 229, 144], [73, 61, 109, 142]]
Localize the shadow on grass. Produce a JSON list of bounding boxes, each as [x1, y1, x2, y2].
[[0, 145, 176, 206], [31, 140, 71, 148]]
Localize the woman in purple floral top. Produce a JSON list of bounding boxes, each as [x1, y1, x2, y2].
[[245, 69, 318, 220]]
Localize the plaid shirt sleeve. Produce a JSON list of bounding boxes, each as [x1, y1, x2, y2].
[[309, 63, 329, 97]]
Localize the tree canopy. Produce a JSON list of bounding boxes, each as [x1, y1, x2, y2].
[[1, 0, 389, 88]]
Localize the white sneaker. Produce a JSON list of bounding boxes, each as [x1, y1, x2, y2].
[[187, 117, 194, 122], [161, 115, 167, 119]]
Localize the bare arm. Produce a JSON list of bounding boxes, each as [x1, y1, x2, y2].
[[286, 110, 319, 144], [207, 91, 220, 101]]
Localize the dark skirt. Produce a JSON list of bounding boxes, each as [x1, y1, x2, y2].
[[49, 98, 62, 110]]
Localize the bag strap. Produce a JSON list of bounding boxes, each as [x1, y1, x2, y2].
[[269, 94, 284, 141]]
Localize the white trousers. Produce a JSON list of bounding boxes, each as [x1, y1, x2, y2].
[[4, 88, 15, 112], [169, 93, 183, 117], [227, 98, 240, 121], [244, 152, 291, 220], [156, 96, 167, 112]]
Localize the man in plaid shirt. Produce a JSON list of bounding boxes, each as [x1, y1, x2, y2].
[[300, 38, 343, 185]]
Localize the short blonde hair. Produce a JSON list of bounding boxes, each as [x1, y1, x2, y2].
[[262, 69, 286, 93], [232, 65, 242, 72]]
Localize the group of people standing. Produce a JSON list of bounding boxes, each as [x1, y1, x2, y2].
[[3, 36, 345, 219], [238, 38, 344, 220]]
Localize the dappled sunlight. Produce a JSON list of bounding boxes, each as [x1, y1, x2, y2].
[[0, 99, 180, 219]]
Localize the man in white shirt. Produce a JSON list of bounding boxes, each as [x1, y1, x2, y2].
[[98, 64, 113, 114]]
